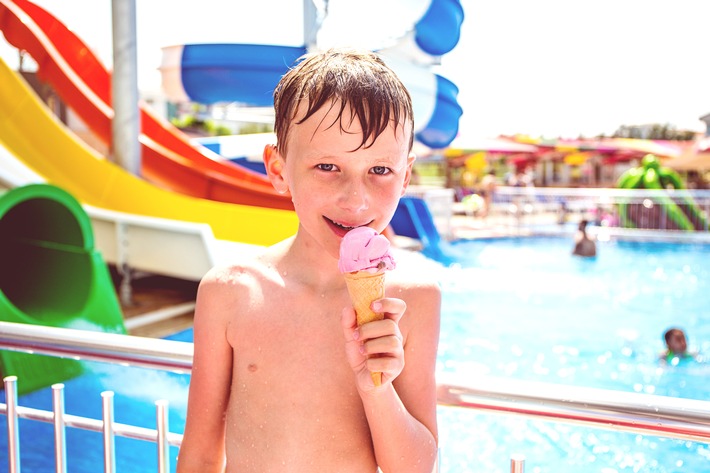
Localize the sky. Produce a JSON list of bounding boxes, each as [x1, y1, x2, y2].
[[1, 0, 709, 139]]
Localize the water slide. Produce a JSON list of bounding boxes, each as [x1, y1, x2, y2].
[[0, 56, 299, 251], [0, 0, 294, 211], [390, 196, 460, 265], [0, 183, 127, 395], [616, 154, 708, 231], [0, 0, 464, 208], [0, 55, 297, 393], [160, 0, 464, 150]]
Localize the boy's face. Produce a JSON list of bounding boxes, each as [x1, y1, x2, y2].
[[268, 101, 414, 260], [667, 331, 687, 354]]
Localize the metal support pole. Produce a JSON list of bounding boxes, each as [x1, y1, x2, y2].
[[510, 453, 525, 473], [111, 0, 141, 175], [156, 400, 170, 473], [52, 384, 67, 473], [4, 376, 20, 473], [119, 261, 134, 307], [116, 222, 133, 307], [102, 392, 116, 473]]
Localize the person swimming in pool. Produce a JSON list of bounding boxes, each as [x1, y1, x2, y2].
[[660, 327, 697, 365]]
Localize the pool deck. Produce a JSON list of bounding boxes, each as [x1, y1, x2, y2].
[[114, 269, 198, 338]]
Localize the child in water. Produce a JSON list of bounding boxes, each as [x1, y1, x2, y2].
[[660, 327, 697, 365], [176, 48, 440, 473]]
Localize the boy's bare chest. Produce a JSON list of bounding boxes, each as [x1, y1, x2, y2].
[[224, 287, 368, 457], [228, 286, 354, 386], [220, 279, 382, 471]]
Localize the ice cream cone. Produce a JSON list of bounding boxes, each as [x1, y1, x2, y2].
[[343, 270, 386, 385]]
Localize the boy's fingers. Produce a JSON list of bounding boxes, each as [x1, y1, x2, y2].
[[371, 297, 406, 323], [358, 317, 400, 339], [361, 330, 403, 355]]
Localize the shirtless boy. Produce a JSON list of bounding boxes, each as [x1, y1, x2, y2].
[[176, 48, 441, 473]]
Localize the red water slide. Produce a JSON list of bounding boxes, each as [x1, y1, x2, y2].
[[0, 0, 293, 211]]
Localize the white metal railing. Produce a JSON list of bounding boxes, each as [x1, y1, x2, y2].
[[1, 376, 178, 473], [1, 321, 709, 472], [458, 187, 710, 241]]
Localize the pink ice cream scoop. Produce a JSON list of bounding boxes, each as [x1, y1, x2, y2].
[[338, 227, 396, 273]]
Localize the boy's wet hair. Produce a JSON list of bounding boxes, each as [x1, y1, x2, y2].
[[273, 48, 414, 156], [664, 327, 685, 344]]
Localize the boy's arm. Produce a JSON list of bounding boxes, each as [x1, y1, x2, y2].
[[176, 272, 234, 473], [343, 281, 441, 473]]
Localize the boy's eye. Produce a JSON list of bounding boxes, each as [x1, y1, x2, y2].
[[317, 163, 338, 172], [371, 166, 391, 175]]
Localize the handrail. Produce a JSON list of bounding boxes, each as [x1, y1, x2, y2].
[[436, 373, 710, 444], [0, 321, 709, 444], [0, 321, 192, 373], [494, 186, 710, 199]]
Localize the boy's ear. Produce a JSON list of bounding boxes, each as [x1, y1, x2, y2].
[[400, 152, 417, 196], [263, 145, 289, 195]]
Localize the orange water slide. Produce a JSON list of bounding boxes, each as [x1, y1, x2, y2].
[[0, 0, 293, 211]]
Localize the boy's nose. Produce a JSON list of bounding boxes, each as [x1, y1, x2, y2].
[[339, 181, 369, 212]]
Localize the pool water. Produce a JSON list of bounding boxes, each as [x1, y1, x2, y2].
[[2, 237, 709, 472], [434, 237, 710, 472]]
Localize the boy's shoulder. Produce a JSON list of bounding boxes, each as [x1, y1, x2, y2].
[[200, 246, 280, 290]]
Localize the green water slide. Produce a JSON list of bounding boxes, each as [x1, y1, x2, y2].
[[0, 184, 126, 395], [617, 154, 708, 231]]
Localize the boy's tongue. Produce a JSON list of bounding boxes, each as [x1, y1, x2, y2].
[[338, 227, 396, 273]]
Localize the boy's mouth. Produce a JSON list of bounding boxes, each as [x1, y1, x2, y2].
[[324, 217, 373, 236]]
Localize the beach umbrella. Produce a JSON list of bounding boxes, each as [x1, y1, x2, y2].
[[665, 138, 710, 171], [444, 136, 539, 157]]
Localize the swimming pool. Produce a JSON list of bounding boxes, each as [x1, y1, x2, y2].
[[434, 237, 710, 472], [2, 236, 709, 472]]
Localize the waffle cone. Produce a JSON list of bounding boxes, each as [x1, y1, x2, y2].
[[343, 270, 386, 385], [344, 270, 386, 326]]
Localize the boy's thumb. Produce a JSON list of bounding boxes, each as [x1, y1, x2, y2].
[[341, 306, 357, 334]]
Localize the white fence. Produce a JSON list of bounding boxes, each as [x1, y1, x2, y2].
[[457, 186, 710, 242]]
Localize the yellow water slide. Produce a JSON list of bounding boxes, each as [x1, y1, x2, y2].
[[0, 58, 299, 245]]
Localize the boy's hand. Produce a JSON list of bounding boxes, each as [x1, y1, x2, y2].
[[341, 297, 406, 391]]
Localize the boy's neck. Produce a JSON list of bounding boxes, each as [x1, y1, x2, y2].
[[275, 234, 345, 289]]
